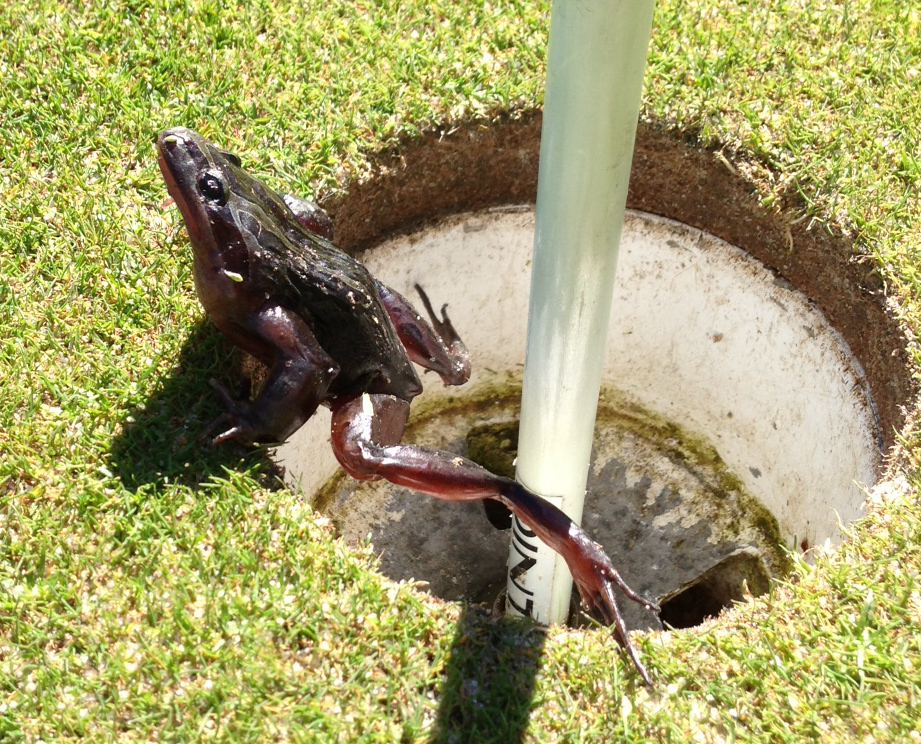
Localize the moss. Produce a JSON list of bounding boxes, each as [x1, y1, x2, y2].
[[595, 389, 792, 577], [310, 467, 350, 515], [314, 378, 792, 579], [465, 420, 520, 479], [596, 388, 750, 499]]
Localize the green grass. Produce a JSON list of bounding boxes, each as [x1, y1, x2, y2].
[[2, 0, 921, 741]]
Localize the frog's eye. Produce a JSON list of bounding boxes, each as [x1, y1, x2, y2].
[[198, 171, 227, 205]]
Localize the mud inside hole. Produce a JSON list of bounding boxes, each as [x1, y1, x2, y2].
[[312, 390, 790, 632]]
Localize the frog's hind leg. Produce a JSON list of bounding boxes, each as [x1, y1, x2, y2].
[[376, 281, 503, 527], [375, 281, 471, 386], [330, 393, 660, 685]]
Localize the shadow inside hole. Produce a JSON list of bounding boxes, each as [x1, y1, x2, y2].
[[320, 402, 789, 636], [658, 549, 771, 630]]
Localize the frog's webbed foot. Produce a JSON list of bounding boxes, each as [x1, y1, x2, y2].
[[563, 530, 660, 686], [497, 484, 660, 685]]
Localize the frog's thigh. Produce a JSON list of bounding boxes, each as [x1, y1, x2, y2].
[[330, 394, 410, 479], [238, 303, 340, 442]]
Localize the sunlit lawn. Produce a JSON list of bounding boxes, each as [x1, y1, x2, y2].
[[2, 0, 920, 741]]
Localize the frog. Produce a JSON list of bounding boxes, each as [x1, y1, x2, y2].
[[156, 127, 660, 684]]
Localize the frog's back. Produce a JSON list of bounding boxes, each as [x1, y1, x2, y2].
[[299, 247, 423, 401], [251, 217, 423, 401]]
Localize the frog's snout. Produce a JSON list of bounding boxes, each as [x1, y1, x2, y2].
[[157, 127, 192, 152]]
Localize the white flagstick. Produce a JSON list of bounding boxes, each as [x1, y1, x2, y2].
[[507, 0, 657, 624]]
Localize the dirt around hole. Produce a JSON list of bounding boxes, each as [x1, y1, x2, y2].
[[323, 113, 912, 452]]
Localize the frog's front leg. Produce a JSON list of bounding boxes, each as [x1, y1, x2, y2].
[[375, 282, 471, 386], [282, 193, 335, 241], [377, 279, 506, 530], [329, 393, 660, 685], [210, 303, 339, 445]]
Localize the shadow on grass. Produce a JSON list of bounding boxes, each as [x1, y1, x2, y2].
[[430, 606, 546, 744], [111, 322, 550, 742], [108, 320, 274, 491], [111, 318, 543, 743]]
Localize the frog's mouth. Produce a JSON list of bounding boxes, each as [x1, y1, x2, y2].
[[157, 129, 213, 249]]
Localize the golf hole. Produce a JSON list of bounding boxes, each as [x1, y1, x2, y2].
[[271, 117, 913, 631]]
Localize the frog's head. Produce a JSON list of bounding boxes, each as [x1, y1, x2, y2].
[[156, 127, 245, 251]]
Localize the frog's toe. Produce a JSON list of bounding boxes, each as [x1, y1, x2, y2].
[[573, 577, 655, 687], [199, 410, 242, 446], [203, 412, 262, 447], [210, 378, 242, 410], [202, 380, 259, 445], [210, 423, 246, 447]]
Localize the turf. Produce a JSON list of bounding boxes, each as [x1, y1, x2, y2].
[[2, 0, 920, 741]]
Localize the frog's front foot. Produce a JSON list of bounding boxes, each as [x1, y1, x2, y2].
[[204, 379, 261, 446], [413, 284, 471, 385]]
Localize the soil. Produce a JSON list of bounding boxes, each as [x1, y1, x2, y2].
[[323, 112, 913, 450]]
